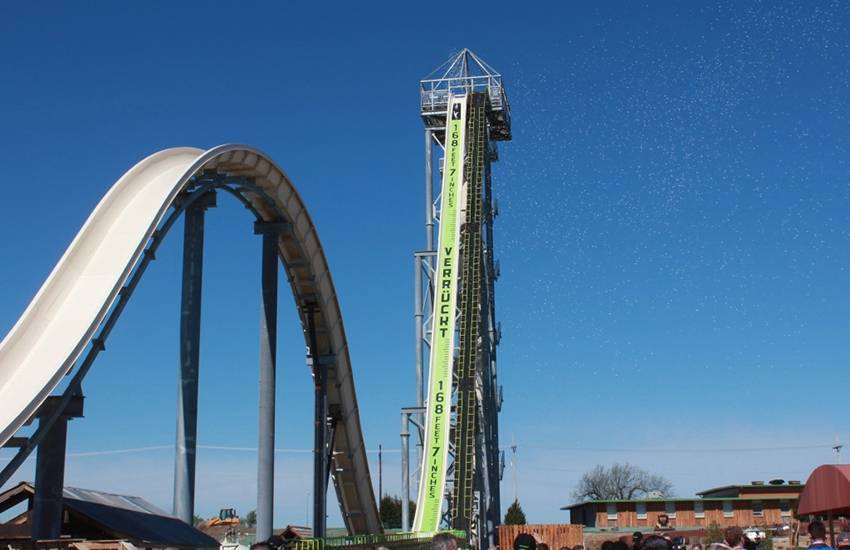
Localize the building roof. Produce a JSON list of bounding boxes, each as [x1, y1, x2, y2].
[[697, 481, 804, 497], [0, 482, 219, 548], [797, 465, 850, 516], [564, 480, 806, 510], [61, 486, 172, 516], [561, 495, 798, 510], [278, 525, 313, 539], [696, 485, 746, 497]]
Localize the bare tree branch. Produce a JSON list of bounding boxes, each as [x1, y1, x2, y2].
[[571, 463, 673, 502]]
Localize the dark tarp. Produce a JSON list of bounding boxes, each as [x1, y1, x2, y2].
[[0, 482, 219, 548], [64, 498, 219, 547]]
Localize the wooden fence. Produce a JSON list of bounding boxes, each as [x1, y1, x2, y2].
[[498, 524, 584, 550]]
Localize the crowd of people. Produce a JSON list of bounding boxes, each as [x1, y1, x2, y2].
[[428, 520, 844, 550]]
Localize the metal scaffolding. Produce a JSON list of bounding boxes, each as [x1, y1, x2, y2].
[[403, 48, 511, 550], [420, 48, 512, 142]]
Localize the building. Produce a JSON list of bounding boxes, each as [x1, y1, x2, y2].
[[563, 480, 804, 531], [0, 482, 219, 549]]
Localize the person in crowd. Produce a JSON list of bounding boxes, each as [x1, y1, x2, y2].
[[573, 545, 585, 550], [602, 540, 615, 550], [835, 533, 850, 550], [613, 540, 630, 550], [808, 521, 834, 550], [514, 533, 537, 550], [633, 532, 644, 550], [691, 543, 703, 550], [724, 526, 745, 550], [538, 544, 550, 550], [641, 535, 673, 550], [431, 533, 458, 550], [250, 534, 284, 550]]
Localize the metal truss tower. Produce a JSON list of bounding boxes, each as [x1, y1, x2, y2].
[[402, 49, 510, 550]]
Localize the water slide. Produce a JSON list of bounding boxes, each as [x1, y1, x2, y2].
[[413, 95, 468, 533], [0, 145, 381, 534]]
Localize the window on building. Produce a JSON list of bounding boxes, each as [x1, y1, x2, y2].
[[665, 501, 677, 519], [723, 500, 734, 518], [780, 500, 791, 517], [637, 502, 647, 520], [752, 500, 763, 518], [607, 503, 618, 520], [694, 500, 705, 519]]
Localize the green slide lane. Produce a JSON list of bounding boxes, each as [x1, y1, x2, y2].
[[413, 95, 467, 532]]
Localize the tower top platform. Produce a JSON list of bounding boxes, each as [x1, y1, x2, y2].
[[420, 49, 512, 141]]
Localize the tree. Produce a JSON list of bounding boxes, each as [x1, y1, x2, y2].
[[571, 463, 673, 501], [705, 522, 724, 544], [243, 510, 257, 528], [504, 500, 527, 525], [193, 514, 205, 527], [380, 495, 416, 529]]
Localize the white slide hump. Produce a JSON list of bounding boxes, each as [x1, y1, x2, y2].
[[0, 145, 381, 534], [0, 147, 203, 442]]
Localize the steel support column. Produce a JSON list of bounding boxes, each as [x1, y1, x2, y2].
[[422, 127, 434, 441], [400, 406, 423, 531], [425, 128, 434, 252], [32, 415, 69, 540], [415, 127, 437, 493], [29, 396, 84, 540], [174, 191, 215, 524], [412, 251, 434, 488], [306, 304, 328, 538], [255, 222, 281, 542], [400, 411, 410, 531], [414, 256, 424, 420]]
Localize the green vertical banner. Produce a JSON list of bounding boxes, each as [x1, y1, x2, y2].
[[413, 95, 467, 533]]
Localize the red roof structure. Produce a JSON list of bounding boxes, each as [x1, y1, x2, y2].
[[797, 465, 850, 516]]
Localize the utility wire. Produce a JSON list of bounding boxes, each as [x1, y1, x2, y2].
[[68, 445, 171, 457], [0, 442, 832, 461], [519, 443, 833, 454], [0, 445, 404, 458]]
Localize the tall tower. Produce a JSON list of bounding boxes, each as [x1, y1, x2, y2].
[[405, 48, 511, 549]]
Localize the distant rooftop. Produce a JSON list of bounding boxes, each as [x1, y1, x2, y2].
[[561, 495, 799, 510], [563, 480, 805, 510], [698, 480, 804, 497]]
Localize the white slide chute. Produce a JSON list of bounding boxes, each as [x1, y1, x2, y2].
[[413, 95, 467, 532], [0, 145, 380, 534]]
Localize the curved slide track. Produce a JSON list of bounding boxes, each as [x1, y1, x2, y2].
[[0, 145, 381, 534]]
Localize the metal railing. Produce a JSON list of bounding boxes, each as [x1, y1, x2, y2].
[[420, 75, 507, 114], [289, 531, 467, 550]]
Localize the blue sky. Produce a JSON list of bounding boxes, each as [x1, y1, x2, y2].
[[2, 0, 850, 527]]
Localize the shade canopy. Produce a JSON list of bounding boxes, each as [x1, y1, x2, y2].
[[797, 464, 850, 516]]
